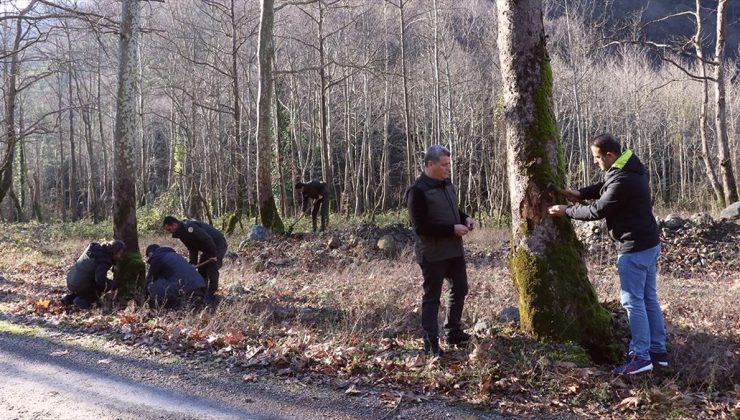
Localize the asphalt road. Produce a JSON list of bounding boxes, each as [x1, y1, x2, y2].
[[0, 324, 500, 419]]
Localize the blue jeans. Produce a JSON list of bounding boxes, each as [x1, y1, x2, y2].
[[617, 244, 666, 360]]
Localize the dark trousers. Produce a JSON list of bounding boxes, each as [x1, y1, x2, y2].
[[311, 198, 329, 232], [147, 279, 206, 309], [198, 255, 224, 298], [419, 256, 468, 338], [67, 280, 106, 304]]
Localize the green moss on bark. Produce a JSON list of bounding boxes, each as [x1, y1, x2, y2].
[[260, 195, 285, 233], [510, 244, 622, 363], [114, 251, 145, 303], [508, 41, 622, 363]]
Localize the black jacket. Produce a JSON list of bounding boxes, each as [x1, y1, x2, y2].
[[146, 247, 205, 294], [66, 243, 115, 292], [300, 180, 328, 212], [566, 150, 660, 253], [407, 173, 469, 263], [171, 219, 228, 265]]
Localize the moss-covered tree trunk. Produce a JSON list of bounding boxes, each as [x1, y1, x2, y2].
[[496, 0, 619, 362], [255, 0, 285, 233], [112, 0, 145, 300]]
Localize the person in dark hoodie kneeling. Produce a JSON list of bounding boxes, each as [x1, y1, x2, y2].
[[145, 244, 206, 309], [62, 240, 125, 309]]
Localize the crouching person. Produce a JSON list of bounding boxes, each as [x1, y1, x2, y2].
[[145, 244, 206, 309], [62, 240, 125, 309]]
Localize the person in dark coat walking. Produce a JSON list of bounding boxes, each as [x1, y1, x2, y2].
[[295, 180, 329, 232], [162, 216, 227, 300], [62, 240, 125, 309], [145, 244, 206, 309], [407, 145, 475, 355], [549, 133, 666, 376]]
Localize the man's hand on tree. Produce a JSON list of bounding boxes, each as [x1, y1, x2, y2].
[[548, 205, 568, 217]]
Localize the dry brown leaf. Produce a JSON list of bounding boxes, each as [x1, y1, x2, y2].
[[242, 373, 258, 382], [616, 396, 641, 411]]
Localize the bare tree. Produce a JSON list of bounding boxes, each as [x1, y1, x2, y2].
[[497, 0, 618, 360], [112, 0, 145, 299], [256, 0, 284, 231]]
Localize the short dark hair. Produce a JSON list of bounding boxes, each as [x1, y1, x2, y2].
[[106, 239, 126, 255], [424, 144, 451, 166], [294, 182, 305, 189], [162, 215, 179, 226], [590, 133, 622, 155], [145, 244, 160, 257]]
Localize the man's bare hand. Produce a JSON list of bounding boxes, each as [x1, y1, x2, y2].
[[548, 205, 568, 217], [454, 224, 470, 236], [465, 217, 475, 231], [564, 189, 581, 203]]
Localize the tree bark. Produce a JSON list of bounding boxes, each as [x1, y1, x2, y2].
[[113, 0, 145, 300], [497, 0, 619, 361], [0, 2, 36, 206], [693, 0, 724, 204], [713, 0, 739, 205], [256, 0, 284, 232]]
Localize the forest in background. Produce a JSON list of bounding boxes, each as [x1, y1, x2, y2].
[[1, 0, 739, 228]]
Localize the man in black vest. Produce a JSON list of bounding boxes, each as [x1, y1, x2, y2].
[[163, 216, 228, 301], [407, 145, 475, 355]]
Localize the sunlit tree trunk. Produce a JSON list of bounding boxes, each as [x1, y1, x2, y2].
[[112, 0, 145, 300], [713, 0, 739, 205], [497, 0, 619, 361], [256, 0, 284, 232]]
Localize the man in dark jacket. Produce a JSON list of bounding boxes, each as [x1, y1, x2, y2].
[[549, 133, 666, 376], [62, 240, 125, 309], [145, 244, 206, 309], [295, 180, 329, 232], [407, 144, 475, 355], [162, 216, 227, 300]]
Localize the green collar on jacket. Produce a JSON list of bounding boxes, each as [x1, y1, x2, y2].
[[612, 149, 633, 169]]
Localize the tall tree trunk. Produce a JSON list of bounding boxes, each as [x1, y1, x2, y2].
[[226, 0, 245, 234], [317, 1, 334, 205], [693, 0, 724, 204], [256, 0, 284, 232], [398, 0, 414, 188], [713, 0, 739, 205], [57, 74, 67, 221], [497, 0, 619, 361], [0, 2, 35, 206], [113, 0, 145, 300]]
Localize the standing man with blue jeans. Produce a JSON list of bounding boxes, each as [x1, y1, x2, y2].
[[548, 133, 667, 375]]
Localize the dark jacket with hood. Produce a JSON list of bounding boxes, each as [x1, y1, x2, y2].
[[171, 219, 228, 265], [66, 243, 116, 292], [407, 173, 469, 264], [565, 150, 660, 253], [146, 247, 205, 295]]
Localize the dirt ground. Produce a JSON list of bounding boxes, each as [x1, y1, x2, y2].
[[0, 218, 738, 418]]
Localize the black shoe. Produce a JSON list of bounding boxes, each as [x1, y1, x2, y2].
[[446, 330, 471, 346], [61, 293, 76, 305], [73, 296, 92, 310], [649, 351, 669, 368], [423, 335, 444, 356]]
